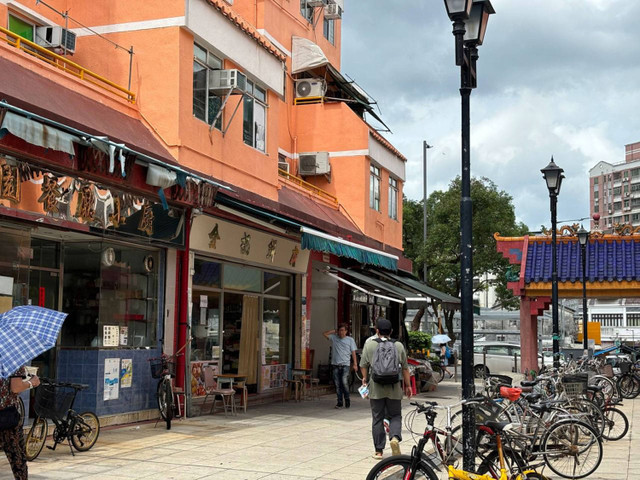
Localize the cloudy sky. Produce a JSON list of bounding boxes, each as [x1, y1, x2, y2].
[[340, 0, 640, 231]]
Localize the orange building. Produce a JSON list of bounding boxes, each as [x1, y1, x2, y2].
[[0, 0, 416, 420]]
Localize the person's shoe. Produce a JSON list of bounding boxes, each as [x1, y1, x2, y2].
[[345, 398, 350, 408], [334, 404, 343, 409], [448, 373, 454, 379], [390, 437, 401, 456], [372, 451, 383, 460]]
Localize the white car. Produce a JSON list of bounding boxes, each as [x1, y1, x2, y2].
[[472, 342, 545, 378]]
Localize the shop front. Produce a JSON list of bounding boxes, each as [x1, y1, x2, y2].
[[187, 215, 309, 413], [0, 153, 185, 419]]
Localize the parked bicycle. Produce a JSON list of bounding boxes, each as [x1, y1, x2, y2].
[[25, 378, 100, 461], [148, 340, 189, 430]]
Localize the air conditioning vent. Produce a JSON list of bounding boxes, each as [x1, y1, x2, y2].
[[299, 152, 330, 176], [295, 78, 326, 98], [278, 161, 290, 173], [324, 3, 342, 19], [35, 26, 76, 54], [209, 69, 247, 94]]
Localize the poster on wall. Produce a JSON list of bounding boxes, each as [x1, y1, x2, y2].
[[103, 325, 119, 347], [261, 364, 288, 391], [119, 326, 128, 346], [104, 358, 120, 400], [120, 359, 132, 388]]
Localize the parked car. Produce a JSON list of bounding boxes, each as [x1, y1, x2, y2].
[[473, 342, 545, 378]]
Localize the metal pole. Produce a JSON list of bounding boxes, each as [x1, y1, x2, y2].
[[551, 193, 560, 369], [423, 141, 430, 282], [581, 241, 589, 355]]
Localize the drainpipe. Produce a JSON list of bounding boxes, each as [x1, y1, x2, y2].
[[175, 209, 192, 394]]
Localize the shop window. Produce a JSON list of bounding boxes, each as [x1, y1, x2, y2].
[[264, 271, 291, 297], [370, 165, 381, 211], [0, 226, 31, 309], [262, 298, 291, 365], [61, 242, 159, 348], [223, 263, 261, 292], [193, 43, 223, 129], [243, 80, 266, 152], [8, 14, 34, 42], [323, 17, 335, 44], [193, 259, 221, 287], [300, 0, 314, 22], [31, 238, 60, 269], [190, 291, 220, 362]]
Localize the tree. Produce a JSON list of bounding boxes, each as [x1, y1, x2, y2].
[[403, 177, 528, 340]]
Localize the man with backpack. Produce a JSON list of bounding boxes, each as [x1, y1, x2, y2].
[[359, 317, 412, 460]]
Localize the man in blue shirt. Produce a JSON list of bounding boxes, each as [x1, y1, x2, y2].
[[324, 324, 358, 408]]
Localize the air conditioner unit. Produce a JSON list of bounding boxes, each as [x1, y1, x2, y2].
[[278, 161, 290, 173], [35, 26, 76, 54], [626, 192, 630, 197], [209, 69, 247, 94], [307, 0, 327, 6], [324, 3, 342, 19], [299, 152, 330, 176], [295, 78, 326, 98]]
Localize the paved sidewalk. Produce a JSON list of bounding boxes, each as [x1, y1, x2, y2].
[[1, 380, 637, 479]]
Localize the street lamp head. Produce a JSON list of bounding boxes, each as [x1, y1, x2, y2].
[[463, 0, 495, 46], [541, 157, 565, 196], [444, 0, 473, 21], [577, 225, 590, 246]]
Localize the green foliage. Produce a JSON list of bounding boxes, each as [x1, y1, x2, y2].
[[403, 176, 528, 316], [408, 330, 432, 352]]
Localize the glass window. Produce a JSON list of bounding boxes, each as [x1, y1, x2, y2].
[[190, 291, 220, 362], [323, 18, 335, 44], [264, 271, 291, 297], [370, 165, 380, 211], [223, 263, 261, 292], [300, 0, 314, 22], [388, 177, 398, 220], [613, 186, 621, 195], [593, 205, 599, 213], [593, 177, 598, 185], [31, 238, 59, 269], [594, 191, 599, 199], [9, 15, 34, 42], [193, 43, 222, 129], [262, 298, 291, 365], [61, 242, 159, 347], [243, 81, 267, 152], [486, 346, 510, 355], [193, 259, 221, 288]]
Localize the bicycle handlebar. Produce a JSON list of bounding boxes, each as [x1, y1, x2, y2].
[[39, 377, 88, 391]]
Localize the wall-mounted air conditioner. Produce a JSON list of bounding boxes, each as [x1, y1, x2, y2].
[[307, 0, 327, 7], [299, 152, 330, 176], [626, 192, 630, 197], [209, 69, 247, 94], [295, 78, 326, 98], [278, 161, 290, 173], [324, 3, 342, 19], [35, 26, 76, 54]]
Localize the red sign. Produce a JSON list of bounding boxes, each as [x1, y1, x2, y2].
[[38, 287, 45, 307]]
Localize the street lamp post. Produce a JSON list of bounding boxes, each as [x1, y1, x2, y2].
[[443, 0, 495, 471], [577, 225, 590, 356], [423, 141, 433, 283], [541, 157, 565, 369]]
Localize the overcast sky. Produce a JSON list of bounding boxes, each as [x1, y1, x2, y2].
[[340, 0, 640, 231]]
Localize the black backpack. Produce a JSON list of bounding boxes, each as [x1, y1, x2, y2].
[[371, 338, 401, 385]]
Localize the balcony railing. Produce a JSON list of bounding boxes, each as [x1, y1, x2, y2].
[[278, 168, 338, 206], [1, 26, 135, 103]]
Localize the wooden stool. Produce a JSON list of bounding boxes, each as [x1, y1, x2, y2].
[[282, 378, 302, 402]]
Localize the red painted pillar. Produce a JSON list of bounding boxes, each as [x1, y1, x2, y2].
[[174, 209, 191, 391], [519, 297, 539, 376]]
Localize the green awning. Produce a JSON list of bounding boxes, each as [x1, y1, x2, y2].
[[301, 227, 398, 271], [374, 270, 461, 310], [332, 267, 427, 304]]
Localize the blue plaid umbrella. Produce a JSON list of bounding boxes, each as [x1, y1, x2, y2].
[[0, 306, 67, 379]]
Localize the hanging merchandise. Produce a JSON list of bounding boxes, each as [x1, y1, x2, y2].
[[240, 232, 251, 255], [266, 239, 277, 262], [208, 223, 220, 249], [0, 163, 21, 203]]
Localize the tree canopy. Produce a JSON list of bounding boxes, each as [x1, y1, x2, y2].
[[403, 177, 528, 337]]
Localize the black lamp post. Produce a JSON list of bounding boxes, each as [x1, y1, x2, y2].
[[443, 0, 494, 471], [541, 157, 565, 369], [577, 225, 590, 355]]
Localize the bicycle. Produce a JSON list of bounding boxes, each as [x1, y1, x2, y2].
[[148, 340, 188, 430], [25, 378, 100, 461]]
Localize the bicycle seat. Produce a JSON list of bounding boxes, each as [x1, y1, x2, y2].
[[483, 421, 511, 432], [587, 384, 602, 392], [529, 400, 563, 413], [520, 380, 538, 387], [522, 393, 542, 403]]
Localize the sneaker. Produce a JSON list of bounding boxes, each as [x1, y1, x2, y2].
[[383, 419, 390, 433], [335, 404, 343, 409], [345, 399, 350, 408], [390, 437, 401, 456], [448, 373, 454, 379]]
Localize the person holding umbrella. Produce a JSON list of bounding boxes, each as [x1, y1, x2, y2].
[[0, 367, 40, 479], [0, 305, 68, 479], [432, 334, 453, 380]]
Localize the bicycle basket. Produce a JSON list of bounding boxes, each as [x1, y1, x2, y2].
[[475, 400, 504, 424], [149, 358, 176, 379], [34, 383, 75, 422], [599, 364, 614, 378], [618, 362, 632, 374]]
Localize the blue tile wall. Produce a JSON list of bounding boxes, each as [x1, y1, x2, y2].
[[57, 348, 160, 416]]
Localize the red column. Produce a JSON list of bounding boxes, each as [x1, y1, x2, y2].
[[519, 297, 539, 376], [174, 209, 191, 391]]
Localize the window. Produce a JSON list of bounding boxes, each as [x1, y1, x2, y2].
[[370, 165, 380, 211], [633, 213, 640, 221], [614, 172, 622, 180], [8, 14, 34, 42], [323, 17, 335, 44], [624, 184, 629, 193], [625, 171, 629, 179], [300, 0, 314, 22], [193, 44, 223, 129], [625, 200, 630, 208], [613, 186, 621, 195], [632, 168, 640, 177], [632, 183, 640, 192], [593, 177, 598, 185], [624, 215, 630, 222], [243, 80, 266, 152], [614, 202, 622, 211], [388, 177, 398, 220], [594, 191, 599, 199], [593, 205, 599, 213]]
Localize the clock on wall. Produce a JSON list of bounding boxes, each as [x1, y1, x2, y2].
[[101, 247, 115, 267]]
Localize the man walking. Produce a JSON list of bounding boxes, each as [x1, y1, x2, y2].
[[323, 324, 358, 408], [359, 317, 412, 460]]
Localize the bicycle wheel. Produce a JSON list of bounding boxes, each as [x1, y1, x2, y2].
[[157, 379, 174, 430], [565, 399, 604, 438], [16, 397, 25, 428], [70, 411, 100, 451], [589, 375, 617, 402], [616, 373, 640, 399], [431, 363, 445, 383], [601, 406, 629, 441], [366, 455, 438, 480], [25, 417, 47, 461], [542, 419, 602, 479], [476, 449, 529, 480]]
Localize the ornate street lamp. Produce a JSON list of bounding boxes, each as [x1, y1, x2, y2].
[[443, 0, 495, 470], [541, 157, 564, 369], [577, 225, 590, 355]]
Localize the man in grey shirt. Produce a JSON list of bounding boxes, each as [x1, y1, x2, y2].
[[324, 324, 358, 408]]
